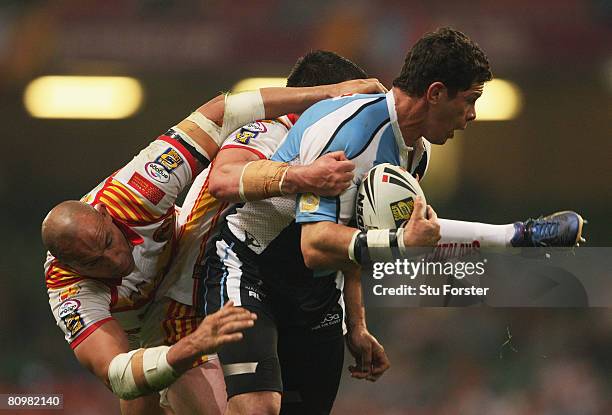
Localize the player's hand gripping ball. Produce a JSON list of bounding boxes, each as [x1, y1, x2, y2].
[[355, 163, 425, 230]]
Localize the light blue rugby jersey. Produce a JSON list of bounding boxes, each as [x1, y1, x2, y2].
[[272, 90, 430, 226]]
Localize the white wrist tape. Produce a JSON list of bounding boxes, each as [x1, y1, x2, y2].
[[108, 346, 178, 400], [349, 228, 405, 265], [348, 229, 361, 265], [184, 111, 222, 147], [172, 123, 212, 160], [221, 90, 265, 141], [366, 229, 395, 262], [396, 226, 407, 256]]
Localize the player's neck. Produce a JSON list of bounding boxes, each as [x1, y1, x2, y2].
[[392, 87, 426, 147]]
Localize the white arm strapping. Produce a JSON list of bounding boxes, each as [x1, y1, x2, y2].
[[348, 230, 361, 265], [221, 90, 265, 141], [108, 346, 178, 400], [180, 111, 222, 149], [366, 230, 395, 262]]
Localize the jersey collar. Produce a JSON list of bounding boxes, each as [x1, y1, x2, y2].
[[386, 90, 414, 168]]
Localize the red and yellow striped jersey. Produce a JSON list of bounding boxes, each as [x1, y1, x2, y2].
[[45, 133, 204, 325]]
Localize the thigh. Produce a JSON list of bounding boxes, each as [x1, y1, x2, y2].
[[199, 237, 269, 317], [165, 359, 226, 415], [218, 307, 283, 398], [278, 303, 345, 415]]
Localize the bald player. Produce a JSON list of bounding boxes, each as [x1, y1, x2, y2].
[[43, 79, 387, 414]]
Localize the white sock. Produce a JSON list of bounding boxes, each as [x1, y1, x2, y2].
[[438, 218, 516, 247]]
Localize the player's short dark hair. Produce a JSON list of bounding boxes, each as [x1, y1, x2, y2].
[[286, 50, 368, 87], [393, 27, 492, 97]]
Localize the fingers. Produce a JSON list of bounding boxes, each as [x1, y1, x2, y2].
[[215, 302, 253, 320], [368, 343, 390, 382], [348, 365, 370, 379], [325, 150, 348, 162], [366, 78, 388, 93], [215, 332, 244, 345], [361, 343, 372, 374], [217, 309, 257, 328], [411, 196, 426, 220], [323, 152, 355, 172], [426, 204, 438, 221], [218, 319, 256, 336]]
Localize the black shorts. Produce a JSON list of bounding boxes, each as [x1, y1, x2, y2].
[[199, 233, 345, 414]]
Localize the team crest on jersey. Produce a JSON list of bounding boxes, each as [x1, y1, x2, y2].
[[299, 193, 320, 213], [234, 122, 267, 144], [155, 148, 183, 172], [390, 197, 414, 228]]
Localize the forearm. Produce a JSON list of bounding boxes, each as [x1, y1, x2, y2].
[[301, 221, 357, 270], [343, 267, 367, 330], [178, 86, 335, 160], [173, 79, 384, 161], [259, 85, 336, 119], [211, 160, 294, 203], [165, 336, 203, 374]]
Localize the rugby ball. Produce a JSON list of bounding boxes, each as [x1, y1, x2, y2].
[[355, 163, 425, 230]]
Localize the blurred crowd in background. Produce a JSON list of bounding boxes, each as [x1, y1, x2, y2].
[[0, 0, 610, 413]]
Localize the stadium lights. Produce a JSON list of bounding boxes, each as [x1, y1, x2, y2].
[[24, 76, 143, 119], [231, 77, 287, 93], [475, 78, 523, 121]]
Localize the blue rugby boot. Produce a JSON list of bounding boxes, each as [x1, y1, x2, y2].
[[511, 211, 586, 247]]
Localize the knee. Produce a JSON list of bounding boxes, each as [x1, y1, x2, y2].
[[227, 391, 281, 415]]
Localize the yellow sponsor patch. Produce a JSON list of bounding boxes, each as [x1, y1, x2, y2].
[[390, 197, 414, 227]]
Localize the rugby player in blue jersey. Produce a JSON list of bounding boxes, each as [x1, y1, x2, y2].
[[203, 27, 584, 415]]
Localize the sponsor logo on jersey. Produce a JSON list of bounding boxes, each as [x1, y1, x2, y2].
[[390, 197, 414, 228], [234, 121, 267, 144], [58, 299, 81, 318], [299, 193, 320, 213], [243, 230, 261, 248], [156, 147, 183, 172], [128, 172, 166, 205], [312, 312, 342, 331], [59, 285, 80, 301], [248, 290, 261, 301], [242, 121, 267, 133], [145, 162, 171, 183]]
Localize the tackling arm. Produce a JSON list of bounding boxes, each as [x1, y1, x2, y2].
[[174, 79, 387, 162], [74, 302, 255, 400], [209, 149, 355, 203]]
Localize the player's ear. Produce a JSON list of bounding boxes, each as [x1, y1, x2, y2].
[[426, 82, 446, 104]]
